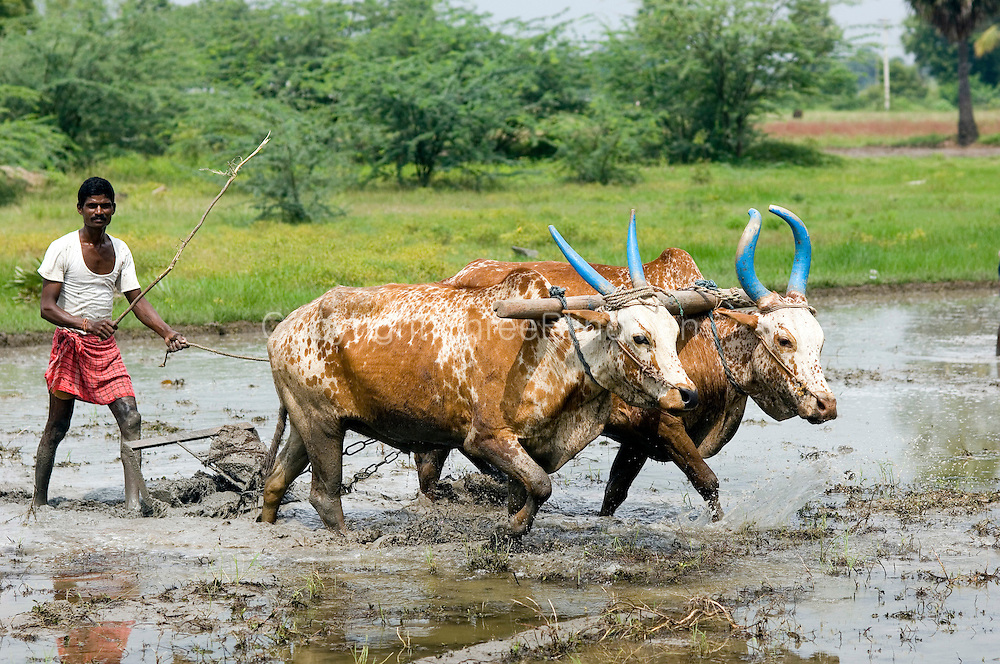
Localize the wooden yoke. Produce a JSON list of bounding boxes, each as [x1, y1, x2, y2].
[[494, 287, 751, 319]]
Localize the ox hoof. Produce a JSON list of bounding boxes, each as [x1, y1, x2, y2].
[[428, 482, 458, 502], [137, 497, 169, 518], [492, 523, 527, 543]]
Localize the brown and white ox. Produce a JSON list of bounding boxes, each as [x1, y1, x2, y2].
[[415, 205, 837, 520], [259, 221, 698, 537]]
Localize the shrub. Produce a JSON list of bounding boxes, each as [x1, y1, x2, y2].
[[740, 139, 840, 167]]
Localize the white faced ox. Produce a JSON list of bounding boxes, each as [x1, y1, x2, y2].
[[710, 205, 836, 430], [259, 220, 697, 537], [415, 206, 837, 523], [601, 205, 837, 519]]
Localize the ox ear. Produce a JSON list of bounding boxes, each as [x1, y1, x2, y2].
[[565, 309, 611, 328], [715, 308, 758, 329]]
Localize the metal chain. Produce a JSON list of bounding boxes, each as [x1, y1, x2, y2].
[[342, 450, 401, 494], [338, 437, 401, 494]]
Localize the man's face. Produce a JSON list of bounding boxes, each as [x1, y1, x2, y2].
[[78, 195, 115, 230]]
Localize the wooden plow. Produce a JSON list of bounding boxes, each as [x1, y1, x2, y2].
[[125, 422, 258, 490]]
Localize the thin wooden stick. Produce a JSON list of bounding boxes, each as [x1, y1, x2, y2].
[[113, 133, 271, 327]]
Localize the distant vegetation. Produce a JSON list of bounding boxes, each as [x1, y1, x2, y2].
[[2, 155, 998, 333], [4, 0, 998, 222]]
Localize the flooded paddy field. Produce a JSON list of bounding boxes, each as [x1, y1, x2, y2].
[[1, 285, 999, 663]]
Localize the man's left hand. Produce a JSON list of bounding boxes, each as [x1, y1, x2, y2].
[[165, 333, 188, 353]]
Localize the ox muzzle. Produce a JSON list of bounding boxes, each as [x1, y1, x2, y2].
[[660, 385, 699, 412], [800, 390, 837, 423]]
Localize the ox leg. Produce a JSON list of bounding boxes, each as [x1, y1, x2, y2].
[[416, 449, 508, 501], [260, 425, 311, 524], [415, 448, 451, 500], [304, 425, 348, 534], [661, 424, 722, 522], [507, 478, 527, 516], [466, 436, 550, 538], [600, 443, 648, 517]]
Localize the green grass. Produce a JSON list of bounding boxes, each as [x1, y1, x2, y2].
[[2, 153, 999, 333]]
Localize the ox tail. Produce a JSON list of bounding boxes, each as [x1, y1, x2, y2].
[[260, 404, 287, 485]]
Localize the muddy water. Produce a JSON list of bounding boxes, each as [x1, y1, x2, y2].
[[1, 287, 999, 663]]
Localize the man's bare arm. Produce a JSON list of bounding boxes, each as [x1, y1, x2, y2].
[[124, 289, 187, 351]]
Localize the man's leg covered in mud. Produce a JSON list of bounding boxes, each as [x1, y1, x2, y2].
[[33, 392, 76, 507], [110, 396, 150, 511]]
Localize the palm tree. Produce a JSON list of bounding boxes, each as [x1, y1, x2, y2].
[[974, 23, 999, 55], [906, 0, 1000, 145]]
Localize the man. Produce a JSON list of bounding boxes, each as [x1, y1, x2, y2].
[[33, 176, 187, 512]]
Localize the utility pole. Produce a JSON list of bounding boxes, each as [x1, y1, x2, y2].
[[882, 19, 891, 111]]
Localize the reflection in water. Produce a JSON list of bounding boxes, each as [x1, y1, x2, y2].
[[58, 622, 133, 664], [891, 295, 1000, 486], [814, 290, 1000, 488], [51, 571, 138, 664]]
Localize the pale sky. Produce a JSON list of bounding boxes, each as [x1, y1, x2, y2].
[[468, 0, 913, 58]]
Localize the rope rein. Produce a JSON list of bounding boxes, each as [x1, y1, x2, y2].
[[706, 303, 817, 401], [707, 310, 748, 396], [549, 286, 602, 389], [751, 329, 814, 400], [690, 279, 818, 399], [160, 341, 269, 367]]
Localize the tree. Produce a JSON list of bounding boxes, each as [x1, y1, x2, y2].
[[905, 0, 1000, 145], [975, 23, 1000, 54], [546, 98, 658, 185], [0, 0, 33, 22], [599, 0, 843, 162], [903, 16, 1000, 88], [331, 1, 531, 186], [0, 0, 187, 158]]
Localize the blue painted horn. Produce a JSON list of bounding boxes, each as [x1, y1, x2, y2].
[[768, 204, 811, 296], [549, 225, 616, 296], [626, 209, 649, 289], [735, 209, 771, 303]]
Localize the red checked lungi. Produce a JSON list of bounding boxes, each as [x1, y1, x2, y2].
[[45, 328, 135, 405]]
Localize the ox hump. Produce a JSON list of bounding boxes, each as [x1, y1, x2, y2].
[[645, 248, 704, 289]]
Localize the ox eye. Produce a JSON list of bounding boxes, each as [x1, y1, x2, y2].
[[632, 334, 650, 346], [777, 336, 794, 349]]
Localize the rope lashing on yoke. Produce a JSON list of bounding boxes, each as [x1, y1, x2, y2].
[[600, 285, 660, 310]]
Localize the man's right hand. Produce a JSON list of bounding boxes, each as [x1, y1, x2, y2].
[[85, 318, 117, 340]]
